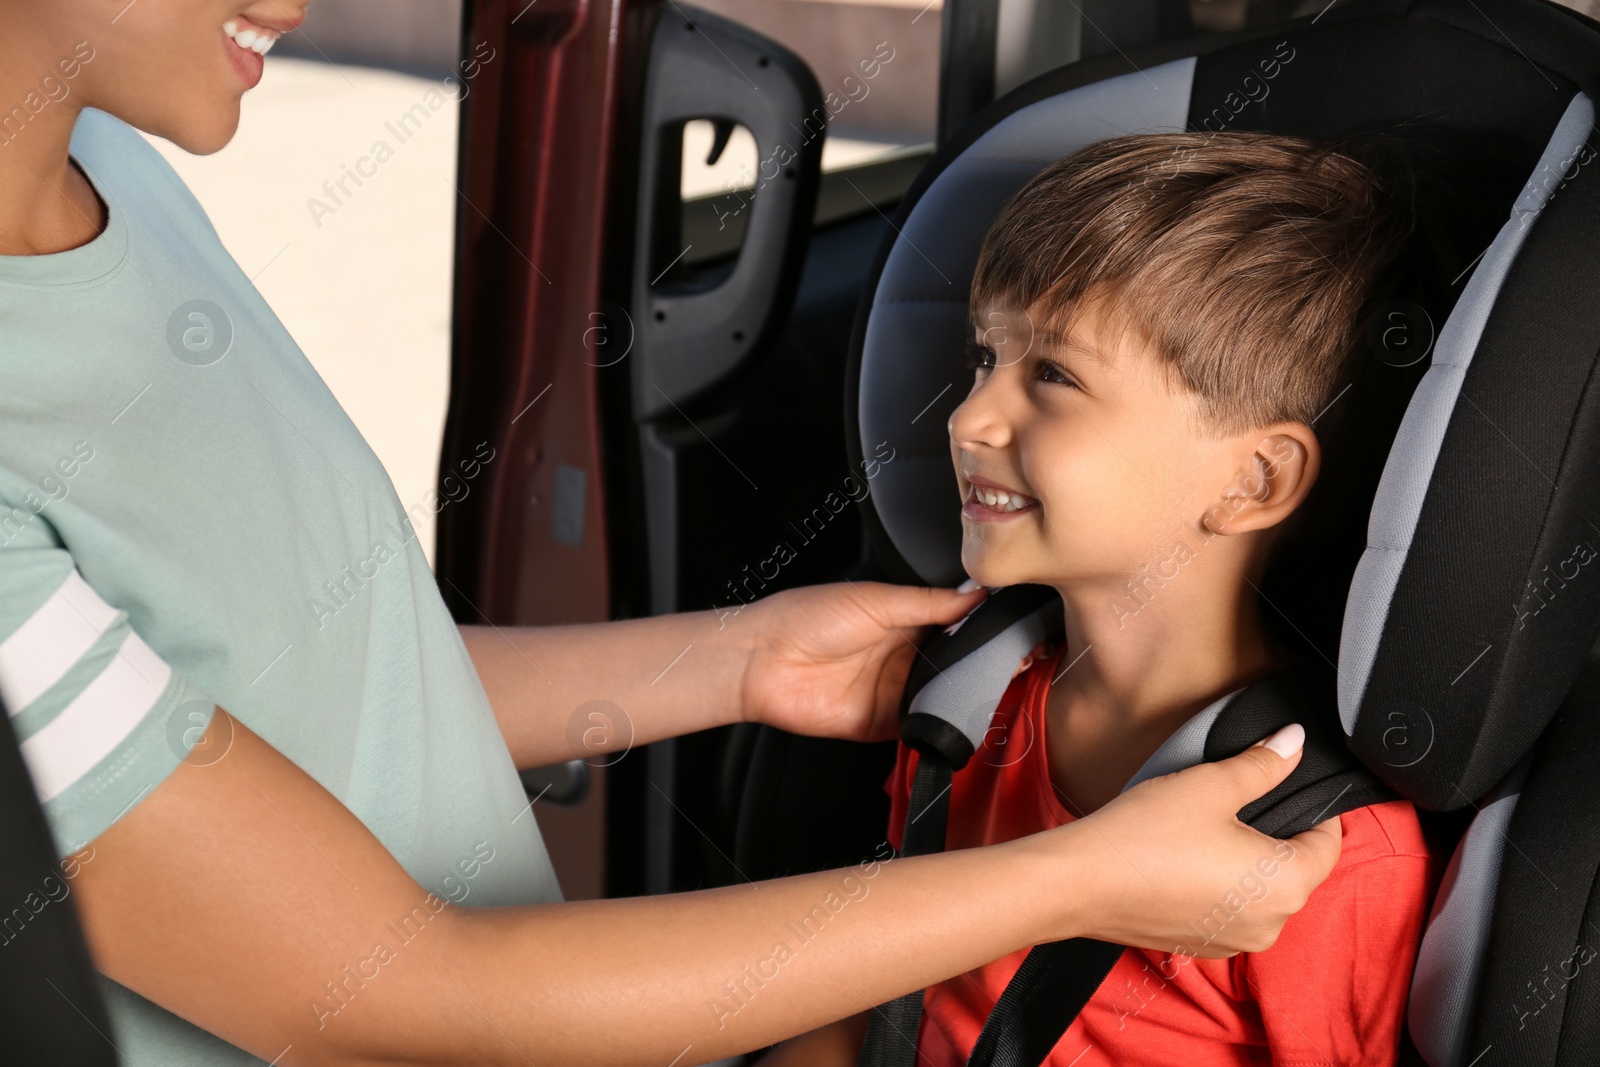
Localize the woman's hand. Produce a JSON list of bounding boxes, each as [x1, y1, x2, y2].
[[1027, 724, 1344, 957], [739, 580, 989, 742]]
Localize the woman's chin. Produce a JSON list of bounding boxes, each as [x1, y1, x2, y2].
[[161, 103, 243, 157]]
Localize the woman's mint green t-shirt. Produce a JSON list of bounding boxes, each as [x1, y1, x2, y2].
[[0, 107, 563, 1064]]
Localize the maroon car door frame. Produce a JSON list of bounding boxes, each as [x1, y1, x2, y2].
[[438, 0, 634, 901]]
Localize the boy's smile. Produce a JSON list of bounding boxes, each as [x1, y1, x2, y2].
[[960, 471, 1039, 522]]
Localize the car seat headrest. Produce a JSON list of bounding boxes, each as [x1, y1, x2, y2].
[[845, 0, 1600, 810], [1340, 91, 1600, 808]]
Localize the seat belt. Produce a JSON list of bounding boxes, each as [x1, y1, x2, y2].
[[856, 588, 1396, 1067], [856, 584, 1061, 1067]]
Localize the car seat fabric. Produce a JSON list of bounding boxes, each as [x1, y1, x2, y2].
[[1407, 758, 1532, 1067], [1466, 656, 1600, 1065], [840, 1, 1600, 1063], [899, 585, 1063, 762], [1341, 88, 1600, 810]]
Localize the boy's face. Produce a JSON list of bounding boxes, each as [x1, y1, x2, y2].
[[949, 295, 1250, 592]]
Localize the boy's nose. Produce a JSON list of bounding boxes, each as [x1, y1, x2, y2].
[[949, 388, 1014, 452]]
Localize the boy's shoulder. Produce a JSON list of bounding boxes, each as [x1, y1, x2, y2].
[[1332, 798, 1435, 871]]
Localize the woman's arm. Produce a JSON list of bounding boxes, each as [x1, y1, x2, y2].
[[460, 606, 751, 769], [462, 581, 988, 769], [72, 711, 1335, 1067]]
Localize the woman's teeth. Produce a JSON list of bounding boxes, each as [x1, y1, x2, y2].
[[973, 485, 1037, 512], [223, 19, 280, 54]]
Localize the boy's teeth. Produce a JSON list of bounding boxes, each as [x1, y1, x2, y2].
[[974, 486, 1036, 512]]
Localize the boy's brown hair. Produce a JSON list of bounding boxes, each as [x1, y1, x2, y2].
[[968, 130, 1416, 441]]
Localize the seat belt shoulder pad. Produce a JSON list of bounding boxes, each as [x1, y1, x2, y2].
[[1204, 661, 1400, 838]]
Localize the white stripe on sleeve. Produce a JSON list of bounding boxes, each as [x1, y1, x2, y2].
[[20, 627, 173, 803], [0, 568, 123, 716]]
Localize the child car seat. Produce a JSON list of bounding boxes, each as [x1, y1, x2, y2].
[[837, 1, 1600, 1064]]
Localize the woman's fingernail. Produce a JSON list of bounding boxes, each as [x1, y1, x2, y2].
[[957, 578, 984, 593], [1261, 723, 1306, 758]]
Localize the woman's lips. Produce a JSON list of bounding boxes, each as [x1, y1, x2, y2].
[[222, 25, 265, 89], [961, 484, 1041, 523]]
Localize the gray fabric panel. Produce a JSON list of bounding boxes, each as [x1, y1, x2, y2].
[[859, 58, 1197, 585], [1338, 91, 1596, 733], [1120, 686, 1246, 791], [870, 161, 1057, 303], [1408, 756, 1532, 1067], [858, 329, 973, 586], [907, 598, 1062, 750]]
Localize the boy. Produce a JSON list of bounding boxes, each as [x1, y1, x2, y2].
[[765, 131, 1435, 1065], [901, 131, 1435, 1065]]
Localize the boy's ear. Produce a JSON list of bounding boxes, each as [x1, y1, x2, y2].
[[1201, 424, 1320, 537]]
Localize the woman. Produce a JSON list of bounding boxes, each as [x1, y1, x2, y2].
[[0, 3, 1342, 1065]]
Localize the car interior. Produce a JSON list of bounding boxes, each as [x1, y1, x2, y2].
[[7, 0, 1600, 1064]]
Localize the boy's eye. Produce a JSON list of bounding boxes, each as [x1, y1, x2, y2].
[[964, 336, 995, 371], [965, 336, 1081, 391], [1037, 360, 1081, 390]]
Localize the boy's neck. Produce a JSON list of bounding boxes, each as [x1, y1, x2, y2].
[[1041, 569, 1297, 817]]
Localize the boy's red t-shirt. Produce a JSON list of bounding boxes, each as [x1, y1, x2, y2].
[[884, 648, 1436, 1067]]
